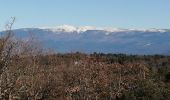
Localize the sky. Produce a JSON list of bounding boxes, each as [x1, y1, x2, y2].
[[0, 0, 170, 30]]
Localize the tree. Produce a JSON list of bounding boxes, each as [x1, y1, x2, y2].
[[0, 17, 16, 99]]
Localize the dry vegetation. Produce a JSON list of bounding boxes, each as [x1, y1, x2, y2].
[[0, 20, 170, 100]]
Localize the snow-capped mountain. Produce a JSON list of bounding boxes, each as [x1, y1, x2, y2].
[[1, 25, 170, 55]]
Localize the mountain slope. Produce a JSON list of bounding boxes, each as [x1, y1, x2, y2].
[[1, 26, 170, 54]]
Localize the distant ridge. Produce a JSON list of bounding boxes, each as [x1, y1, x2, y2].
[[1, 26, 170, 55], [39, 25, 168, 33]]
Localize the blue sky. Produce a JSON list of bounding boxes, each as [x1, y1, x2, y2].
[[0, 0, 170, 30]]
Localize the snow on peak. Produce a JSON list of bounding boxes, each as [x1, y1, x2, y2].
[[41, 25, 97, 33], [144, 28, 167, 33], [39, 25, 168, 33], [57, 25, 77, 32]]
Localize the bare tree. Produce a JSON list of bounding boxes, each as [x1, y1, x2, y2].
[[0, 17, 16, 99]]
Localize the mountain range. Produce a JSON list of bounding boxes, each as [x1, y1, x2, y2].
[[1, 25, 170, 55]]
